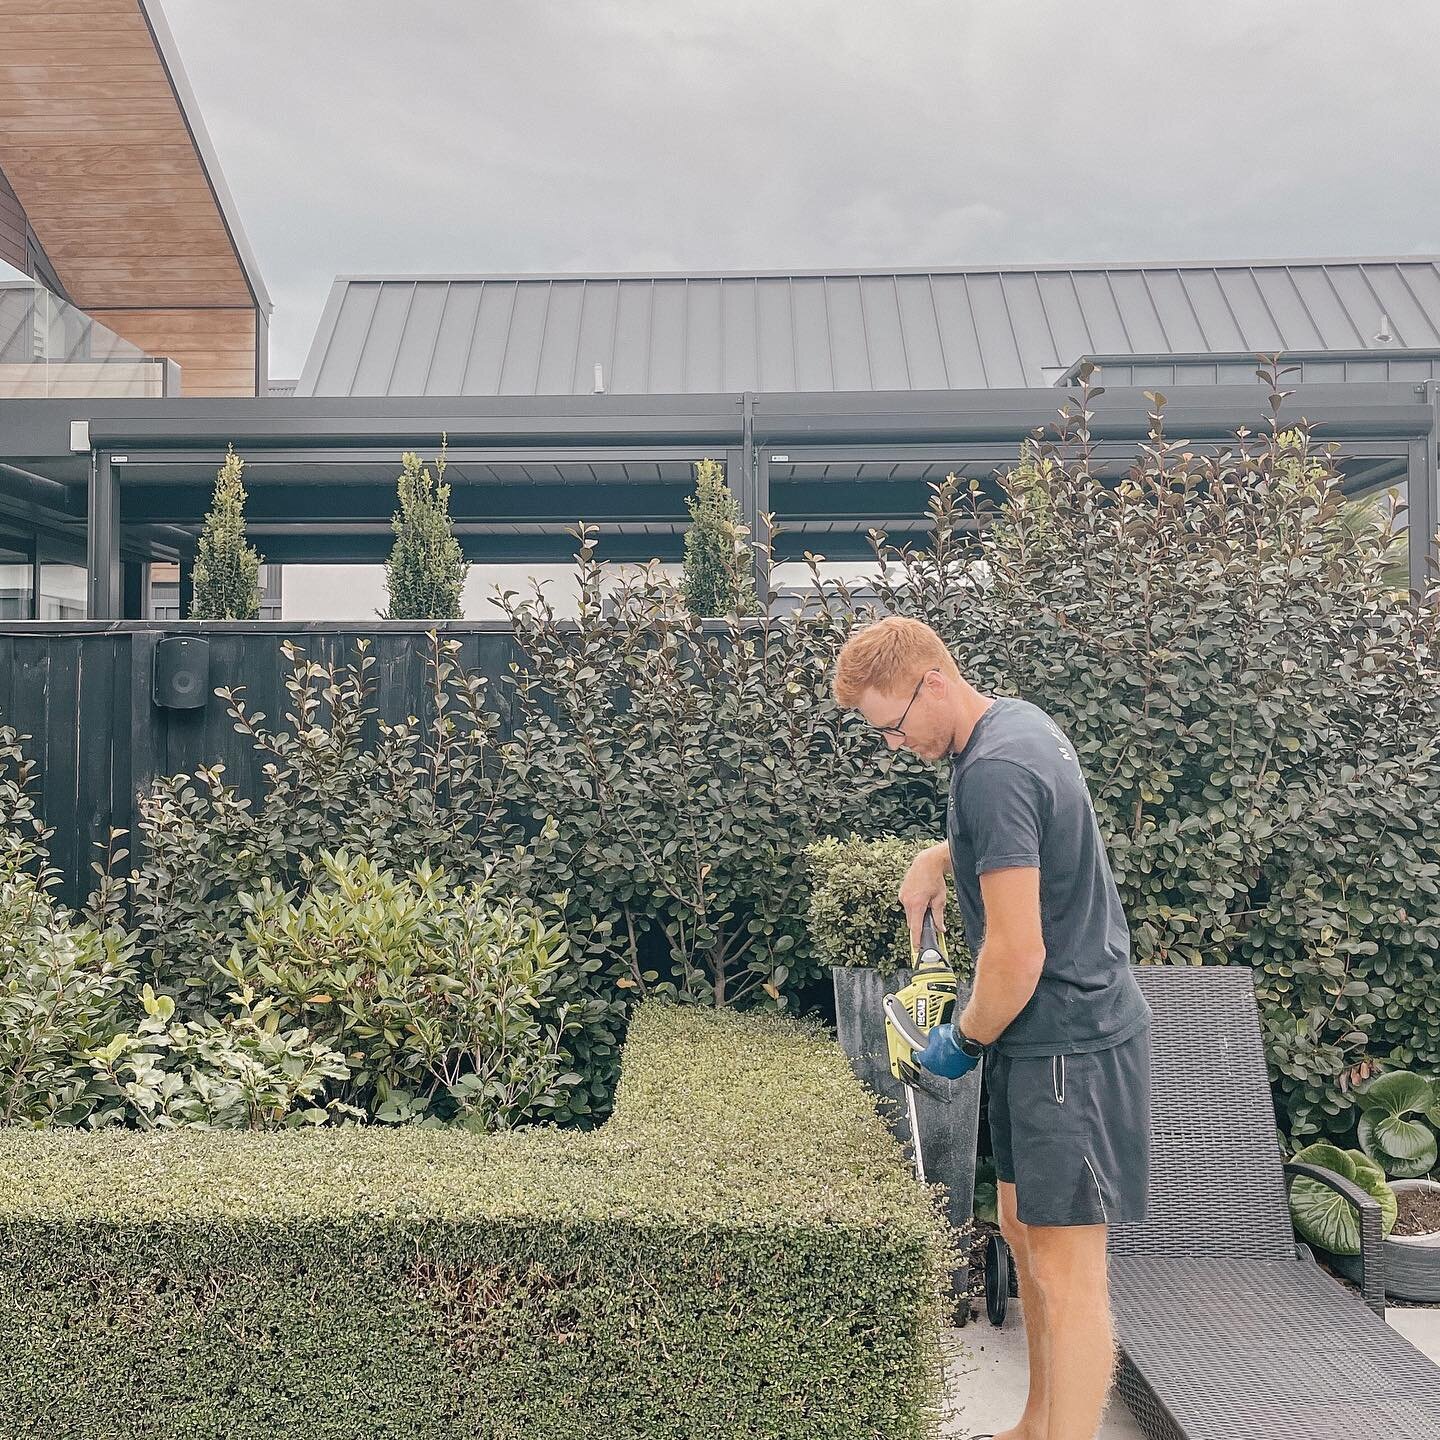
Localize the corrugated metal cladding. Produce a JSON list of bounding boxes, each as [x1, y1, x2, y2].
[[294, 260, 1440, 398]]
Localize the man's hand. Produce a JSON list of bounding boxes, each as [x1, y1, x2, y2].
[[900, 841, 952, 950], [914, 1021, 981, 1080]]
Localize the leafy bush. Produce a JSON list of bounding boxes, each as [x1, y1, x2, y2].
[[0, 870, 136, 1129], [0, 1002, 959, 1440], [218, 849, 581, 1130], [84, 982, 357, 1131], [497, 528, 922, 1011], [122, 635, 616, 1127], [1355, 1070, 1439, 1178], [842, 373, 1440, 1142], [805, 835, 967, 977], [6, 708, 582, 1134], [1288, 1142, 1397, 1254], [1, 723, 138, 1128]]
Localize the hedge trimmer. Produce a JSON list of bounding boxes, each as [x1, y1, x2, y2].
[[882, 906, 958, 1183]]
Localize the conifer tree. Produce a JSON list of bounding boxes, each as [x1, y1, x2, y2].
[[680, 458, 756, 616], [189, 445, 262, 620], [382, 439, 468, 619]]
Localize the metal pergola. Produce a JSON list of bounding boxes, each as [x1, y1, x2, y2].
[[0, 381, 1435, 618]]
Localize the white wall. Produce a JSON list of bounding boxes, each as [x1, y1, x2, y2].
[[280, 561, 690, 621]]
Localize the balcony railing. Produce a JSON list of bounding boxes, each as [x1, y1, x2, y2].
[[0, 278, 179, 397]]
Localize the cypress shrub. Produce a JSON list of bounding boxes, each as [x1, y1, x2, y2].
[[680, 457, 757, 617], [383, 442, 469, 620], [189, 445, 262, 620]]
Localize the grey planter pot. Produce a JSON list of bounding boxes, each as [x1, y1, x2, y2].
[[831, 964, 982, 1236], [1331, 1177, 1440, 1303]]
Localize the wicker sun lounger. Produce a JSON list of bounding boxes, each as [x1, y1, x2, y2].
[[1104, 963, 1440, 1439]]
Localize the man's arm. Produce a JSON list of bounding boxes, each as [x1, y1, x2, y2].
[[899, 841, 952, 947], [957, 866, 1045, 1046], [951, 758, 1051, 1048]]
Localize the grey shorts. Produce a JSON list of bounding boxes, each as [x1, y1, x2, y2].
[[987, 1024, 1152, 1228]]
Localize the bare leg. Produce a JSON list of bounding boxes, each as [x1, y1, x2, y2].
[[1025, 1222, 1114, 1440], [992, 1180, 1050, 1440]]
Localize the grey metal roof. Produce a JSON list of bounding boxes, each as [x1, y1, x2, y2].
[[294, 258, 1440, 398]]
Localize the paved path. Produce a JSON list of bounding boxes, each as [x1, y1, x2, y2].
[[942, 1297, 1440, 1438]]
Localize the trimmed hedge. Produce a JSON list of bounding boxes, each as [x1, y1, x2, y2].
[[0, 1002, 958, 1440]]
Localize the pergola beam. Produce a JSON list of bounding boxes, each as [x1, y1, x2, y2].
[[1, 381, 1435, 616]]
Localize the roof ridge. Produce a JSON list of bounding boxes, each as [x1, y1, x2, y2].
[[324, 257, 1440, 286]]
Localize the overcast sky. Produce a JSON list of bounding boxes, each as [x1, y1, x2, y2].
[[163, 0, 1440, 380]]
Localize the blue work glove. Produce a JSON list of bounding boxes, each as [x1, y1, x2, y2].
[[915, 1022, 980, 1080]]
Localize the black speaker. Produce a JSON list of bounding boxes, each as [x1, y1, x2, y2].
[[153, 636, 210, 710]]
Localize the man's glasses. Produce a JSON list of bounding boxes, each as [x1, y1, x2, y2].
[[873, 669, 936, 738]]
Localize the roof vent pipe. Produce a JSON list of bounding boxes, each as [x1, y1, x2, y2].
[[1374, 313, 1393, 345], [593, 362, 606, 394]]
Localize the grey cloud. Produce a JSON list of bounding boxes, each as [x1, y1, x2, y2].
[[161, 0, 1440, 377]]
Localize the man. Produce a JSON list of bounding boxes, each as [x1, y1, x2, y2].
[[832, 614, 1152, 1440]]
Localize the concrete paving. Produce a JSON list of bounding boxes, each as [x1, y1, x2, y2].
[[941, 1297, 1440, 1439], [941, 1299, 1143, 1440]]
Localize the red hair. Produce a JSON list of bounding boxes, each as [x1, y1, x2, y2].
[[832, 616, 956, 707]]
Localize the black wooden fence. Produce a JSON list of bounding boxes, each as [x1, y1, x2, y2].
[[0, 622, 521, 909]]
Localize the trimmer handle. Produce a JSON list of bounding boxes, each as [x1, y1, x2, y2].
[[915, 904, 948, 970], [919, 905, 939, 955]]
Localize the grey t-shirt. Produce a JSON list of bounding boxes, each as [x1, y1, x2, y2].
[[946, 697, 1152, 1057]]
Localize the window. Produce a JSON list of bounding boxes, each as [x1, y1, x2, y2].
[[36, 530, 85, 621], [0, 531, 34, 620]]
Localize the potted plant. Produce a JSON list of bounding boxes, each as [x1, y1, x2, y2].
[[806, 837, 976, 1199], [1289, 1127, 1440, 1305], [1351, 1070, 1440, 1303], [807, 835, 980, 1322]]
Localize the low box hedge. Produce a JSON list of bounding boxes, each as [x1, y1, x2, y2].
[[0, 1001, 957, 1440]]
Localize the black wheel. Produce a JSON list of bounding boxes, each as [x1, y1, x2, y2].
[[950, 1263, 972, 1326], [985, 1232, 1011, 1327]]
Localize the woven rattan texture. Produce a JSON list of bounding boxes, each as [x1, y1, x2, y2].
[[1108, 965, 1296, 1262], [1112, 1256, 1440, 1437], [1101, 965, 1440, 1438]]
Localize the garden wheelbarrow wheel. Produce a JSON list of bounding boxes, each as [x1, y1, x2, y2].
[[984, 1231, 1011, 1327]]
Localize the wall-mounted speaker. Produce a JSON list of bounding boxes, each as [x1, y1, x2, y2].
[[153, 636, 210, 710]]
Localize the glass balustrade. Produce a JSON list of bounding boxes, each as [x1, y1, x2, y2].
[[0, 275, 177, 397]]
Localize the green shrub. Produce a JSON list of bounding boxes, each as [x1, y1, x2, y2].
[[0, 870, 136, 1129], [1288, 1142, 1397, 1254], [680, 457, 756, 617], [854, 376, 1440, 1143], [123, 635, 617, 1127], [189, 445, 262, 621], [0, 723, 138, 1129], [0, 1002, 958, 1440], [805, 835, 967, 977], [498, 527, 924, 1012], [382, 441, 469, 620], [0, 723, 48, 878], [83, 982, 357, 1131], [218, 849, 582, 1130]]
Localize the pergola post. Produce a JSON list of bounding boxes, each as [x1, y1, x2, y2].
[[178, 534, 197, 620], [732, 392, 770, 599], [752, 447, 771, 603], [86, 450, 120, 619], [1414, 381, 1440, 599]]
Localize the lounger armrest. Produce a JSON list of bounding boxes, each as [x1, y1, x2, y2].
[[1283, 1160, 1386, 1319]]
